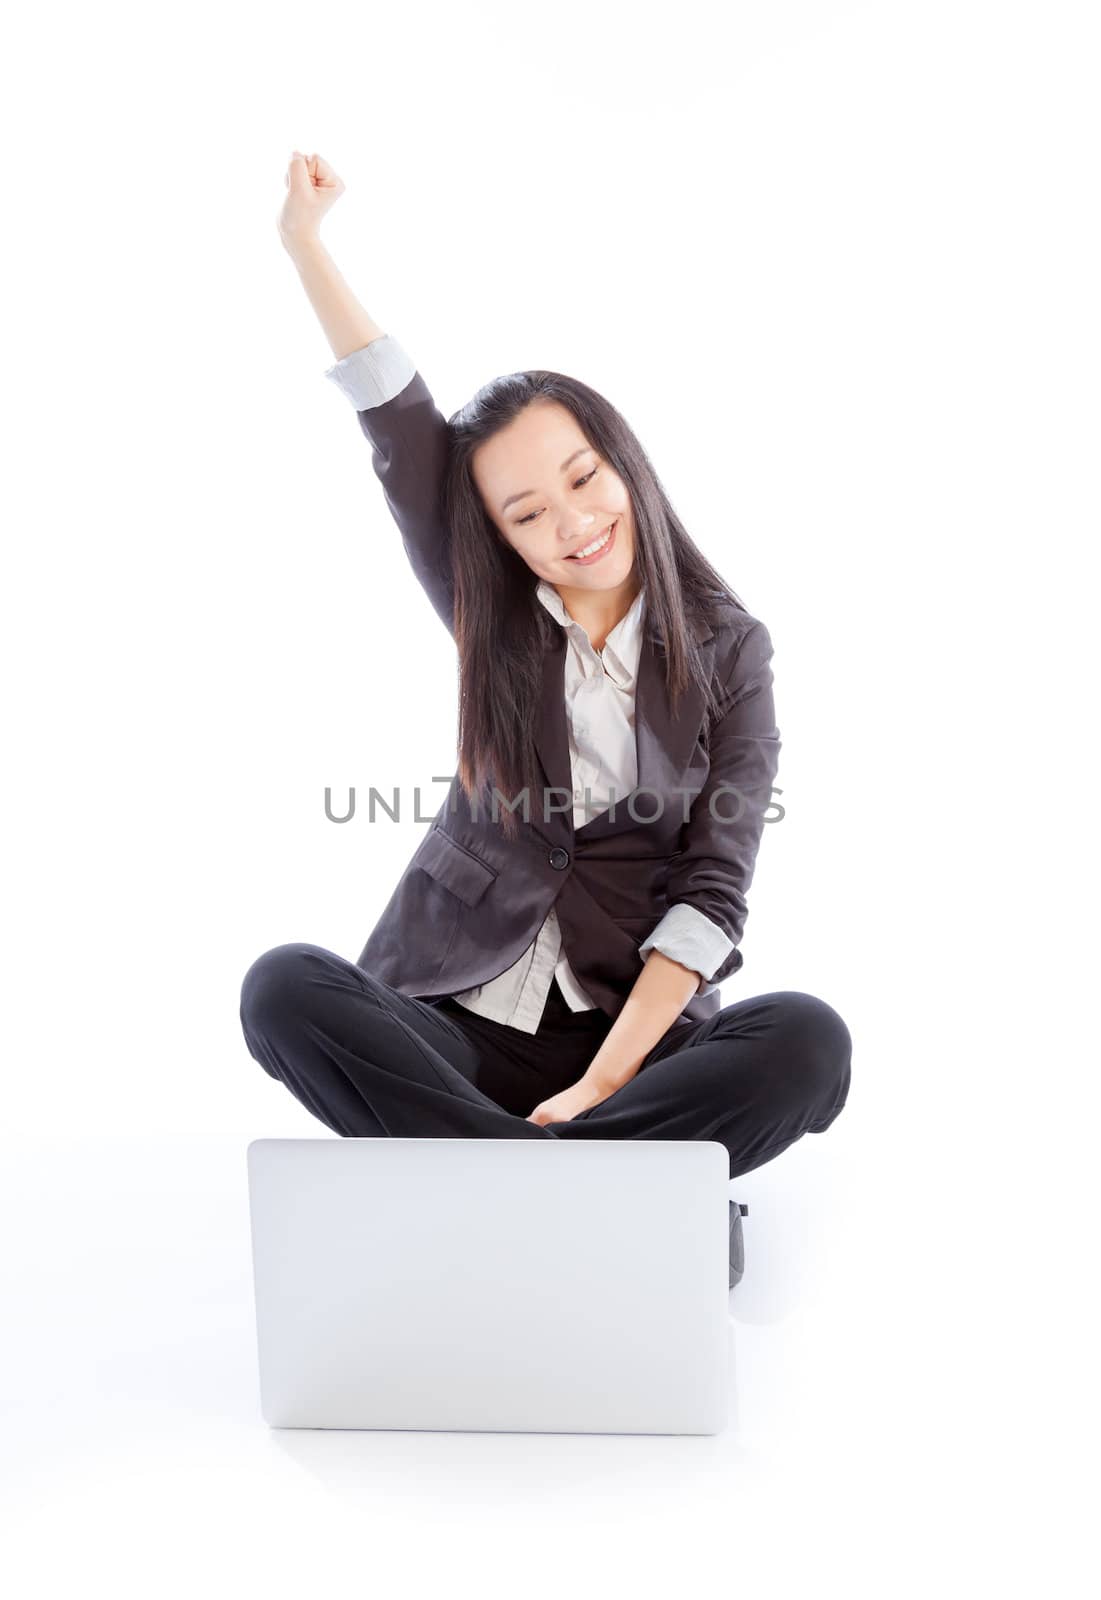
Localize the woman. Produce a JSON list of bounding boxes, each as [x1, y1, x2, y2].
[[240, 152, 852, 1285]]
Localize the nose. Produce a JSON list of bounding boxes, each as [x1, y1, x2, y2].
[[558, 510, 600, 543]]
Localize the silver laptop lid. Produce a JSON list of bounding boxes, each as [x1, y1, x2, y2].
[[247, 1137, 730, 1435]]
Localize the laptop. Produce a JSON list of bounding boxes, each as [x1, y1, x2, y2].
[[246, 1136, 732, 1435]]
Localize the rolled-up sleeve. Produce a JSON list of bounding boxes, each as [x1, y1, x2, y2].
[[324, 334, 417, 411], [638, 901, 733, 996], [642, 617, 781, 991]]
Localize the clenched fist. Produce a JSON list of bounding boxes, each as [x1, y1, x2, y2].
[[277, 150, 346, 251]]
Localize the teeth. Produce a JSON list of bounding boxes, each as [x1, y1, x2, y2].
[[571, 522, 614, 559]]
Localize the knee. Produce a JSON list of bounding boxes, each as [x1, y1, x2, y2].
[[239, 941, 330, 1034], [764, 991, 852, 1120]]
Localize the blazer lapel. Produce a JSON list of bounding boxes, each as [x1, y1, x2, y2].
[[632, 612, 716, 811], [533, 632, 572, 830], [533, 610, 716, 835]]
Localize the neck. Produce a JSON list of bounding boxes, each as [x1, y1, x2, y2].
[[553, 571, 643, 652]]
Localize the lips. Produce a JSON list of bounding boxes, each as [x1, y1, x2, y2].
[[566, 519, 618, 565]]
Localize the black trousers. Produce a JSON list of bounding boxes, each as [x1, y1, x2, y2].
[[239, 943, 852, 1182]]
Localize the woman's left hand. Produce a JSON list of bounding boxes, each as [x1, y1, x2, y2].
[[526, 1075, 613, 1127]]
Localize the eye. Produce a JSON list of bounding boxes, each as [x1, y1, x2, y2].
[[516, 466, 600, 526]]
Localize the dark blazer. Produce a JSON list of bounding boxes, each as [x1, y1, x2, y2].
[[351, 367, 782, 1026]]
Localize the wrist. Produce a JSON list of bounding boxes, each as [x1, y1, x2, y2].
[[280, 227, 326, 263], [582, 1056, 638, 1096]]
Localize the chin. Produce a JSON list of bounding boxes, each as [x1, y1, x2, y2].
[[605, 559, 635, 587]]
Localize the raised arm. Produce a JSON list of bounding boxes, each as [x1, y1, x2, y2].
[[277, 151, 456, 637]]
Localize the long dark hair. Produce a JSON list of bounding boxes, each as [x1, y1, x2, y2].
[[443, 368, 748, 841]]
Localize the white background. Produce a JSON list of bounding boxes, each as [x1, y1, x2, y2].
[[2, 0, 1097, 1594]]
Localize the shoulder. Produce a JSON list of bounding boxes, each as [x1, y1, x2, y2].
[[704, 597, 775, 685]]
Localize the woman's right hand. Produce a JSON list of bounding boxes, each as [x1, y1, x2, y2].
[[277, 150, 345, 252]]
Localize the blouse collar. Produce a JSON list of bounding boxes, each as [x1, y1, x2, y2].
[[535, 579, 647, 691]]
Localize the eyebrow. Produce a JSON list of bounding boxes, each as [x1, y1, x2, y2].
[[499, 447, 595, 514]]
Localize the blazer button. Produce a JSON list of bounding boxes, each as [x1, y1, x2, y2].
[[548, 847, 570, 870]]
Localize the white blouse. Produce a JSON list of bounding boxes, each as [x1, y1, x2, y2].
[[326, 336, 735, 1034]]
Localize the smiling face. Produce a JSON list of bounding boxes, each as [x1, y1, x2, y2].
[[471, 399, 638, 597]]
